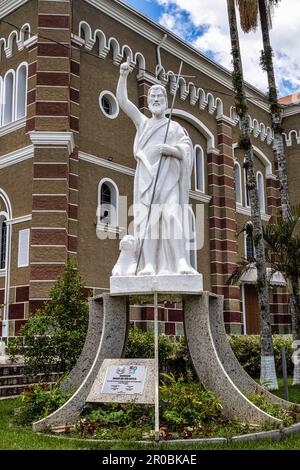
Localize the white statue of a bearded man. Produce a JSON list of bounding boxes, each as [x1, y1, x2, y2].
[[113, 60, 196, 276]]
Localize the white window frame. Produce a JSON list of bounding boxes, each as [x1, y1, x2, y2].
[[99, 90, 119, 120], [97, 177, 119, 231], [244, 168, 251, 208], [194, 145, 205, 193], [15, 62, 28, 120], [18, 228, 30, 268], [3, 69, 15, 126], [234, 161, 242, 206], [244, 223, 255, 261], [256, 171, 266, 213]]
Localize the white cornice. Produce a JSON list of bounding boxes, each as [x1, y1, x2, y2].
[[79, 150, 212, 203], [282, 105, 300, 117], [189, 190, 211, 204], [29, 131, 75, 155], [0, 0, 29, 19], [86, 0, 269, 113], [0, 117, 26, 138], [0, 145, 33, 169], [236, 205, 271, 222], [79, 151, 135, 176]]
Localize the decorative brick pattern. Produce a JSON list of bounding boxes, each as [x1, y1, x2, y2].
[[208, 121, 241, 333]]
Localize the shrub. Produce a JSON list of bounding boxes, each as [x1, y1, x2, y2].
[[126, 327, 294, 379], [160, 373, 224, 430], [8, 260, 89, 376], [247, 389, 300, 426], [14, 383, 73, 426], [125, 327, 194, 378], [228, 335, 293, 377]]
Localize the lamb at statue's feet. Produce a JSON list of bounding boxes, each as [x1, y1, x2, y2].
[[138, 263, 155, 276], [177, 258, 197, 275]]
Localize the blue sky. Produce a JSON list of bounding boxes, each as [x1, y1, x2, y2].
[[123, 0, 300, 97]]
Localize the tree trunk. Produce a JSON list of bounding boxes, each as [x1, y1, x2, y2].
[[290, 276, 300, 385], [258, 0, 290, 220], [227, 0, 278, 389]]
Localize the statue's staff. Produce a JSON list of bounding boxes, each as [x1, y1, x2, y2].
[[135, 60, 184, 275]]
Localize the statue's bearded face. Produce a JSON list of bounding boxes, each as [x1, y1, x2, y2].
[[148, 86, 168, 117]]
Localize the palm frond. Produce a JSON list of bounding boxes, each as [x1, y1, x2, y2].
[[227, 259, 254, 285], [236, 0, 259, 32]]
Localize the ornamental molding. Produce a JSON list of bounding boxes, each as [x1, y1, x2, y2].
[[0, 22, 37, 61], [0, 0, 29, 19], [0, 145, 33, 169], [29, 131, 75, 155]]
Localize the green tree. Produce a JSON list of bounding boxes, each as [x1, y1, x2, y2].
[[227, 0, 278, 389], [9, 260, 89, 376], [263, 208, 300, 384], [237, 0, 290, 219]]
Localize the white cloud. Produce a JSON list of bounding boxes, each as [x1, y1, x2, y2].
[[157, 0, 300, 96]]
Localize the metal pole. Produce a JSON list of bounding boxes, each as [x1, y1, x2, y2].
[[281, 346, 289, 401], [154, 291, 160, 442]]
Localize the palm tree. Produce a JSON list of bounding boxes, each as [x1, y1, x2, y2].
[[237, 0, 290, 219], [227, 0, 278, 389], [264, 209, 300, 384]]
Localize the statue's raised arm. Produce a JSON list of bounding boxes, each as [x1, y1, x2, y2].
[[117, 61, 144, 129]]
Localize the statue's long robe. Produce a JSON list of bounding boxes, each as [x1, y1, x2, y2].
[[133, 116, 194, 273]]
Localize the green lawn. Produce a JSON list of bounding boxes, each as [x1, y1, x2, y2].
[[1, 394, 300, 450], [272, 378, 300, 404]]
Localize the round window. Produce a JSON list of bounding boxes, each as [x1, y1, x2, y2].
[[99, 91, 119, 119]]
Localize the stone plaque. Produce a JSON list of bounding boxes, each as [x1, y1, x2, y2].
[[86, 358, 155, 404], [102, 364, 147, 395]]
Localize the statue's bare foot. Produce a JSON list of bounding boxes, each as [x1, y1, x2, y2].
[[138, 264, 155, 276], [177, 258, 195, 275]]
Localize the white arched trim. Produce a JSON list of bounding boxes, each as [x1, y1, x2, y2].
[[194, 145, 205, 193], [234, 161, 242, 205], [252, 145, 272, 176], [3, 69, 15, 125], [0, 189, 12, 337], [168, 108, 217, 152], [256, 171, 266, 213], [233, 143, 273, 176], [0, 188, 12, 218], [16, 62, 28, 120], [97, 177, 119, 228]]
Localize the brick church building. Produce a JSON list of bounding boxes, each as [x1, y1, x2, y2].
[[0, 0, 299, 341]]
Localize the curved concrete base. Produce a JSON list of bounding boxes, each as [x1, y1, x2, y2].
[[207, 294, 294, 408], [184, 293, 282, 426], [33, 294, 128, 432], [60, 296, 106, 393], [33, 290, 289, 432]]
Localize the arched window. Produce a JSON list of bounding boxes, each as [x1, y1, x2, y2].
[[194, 145, 205, 193], [234, 162, 242, 205], [245, 222, 255, 262], [0, 215, 7, 270], [244, 168, 250, 208], [16, 64, 27, 120], [3, 71, 14, 125], [256, 171, 265, 213], [188, 207, 197, 270], [98, 179, 119, 227]]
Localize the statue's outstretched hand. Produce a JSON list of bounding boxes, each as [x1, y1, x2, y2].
[[120, 60, 132, 77]]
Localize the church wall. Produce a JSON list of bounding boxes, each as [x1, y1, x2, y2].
[[0, 0, 297, 339]]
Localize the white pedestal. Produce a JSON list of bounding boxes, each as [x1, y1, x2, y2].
[[110, 273, 203, 295]]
